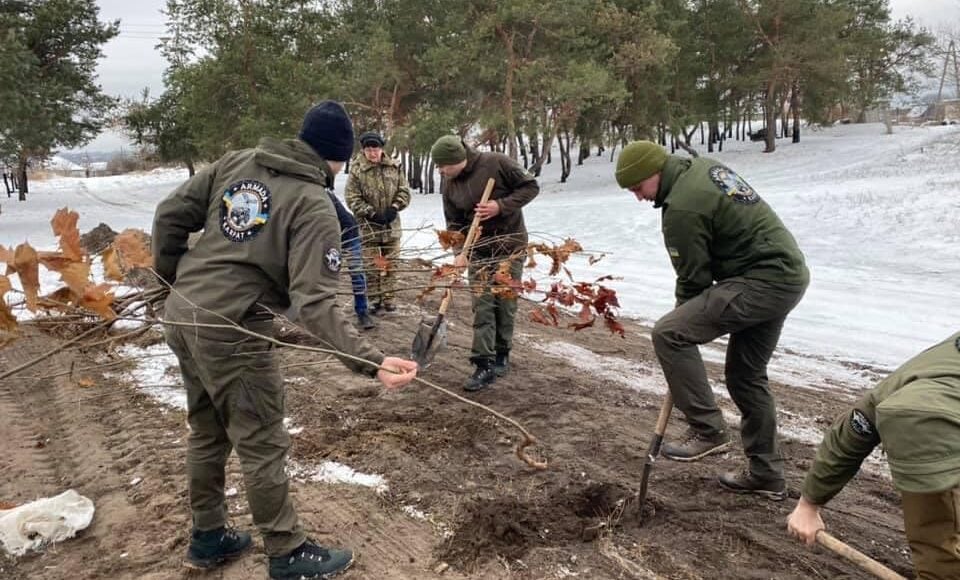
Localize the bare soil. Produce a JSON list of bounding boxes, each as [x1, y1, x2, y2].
[[0, 271, 912, 579]]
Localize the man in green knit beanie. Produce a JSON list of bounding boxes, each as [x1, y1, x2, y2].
[[616, 140, 809, 500], [430, 134, 539, 391]]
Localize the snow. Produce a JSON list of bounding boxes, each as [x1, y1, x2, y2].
[[287, 460, 388, 494], [2, 122, 958, 394]]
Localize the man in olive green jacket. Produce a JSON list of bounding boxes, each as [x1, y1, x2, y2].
[[616, 140, 809, 500], [431, 135, 539, 391], [153, 101, 418, 580], [788, 332, 960, 579], [345, 131, 411, 312]]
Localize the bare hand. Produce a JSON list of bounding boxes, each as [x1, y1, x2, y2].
[[787, 496, 825, 546], [453, 252, 468, 270], [376, 356, 418, 390], [474, 200, 500, 221]]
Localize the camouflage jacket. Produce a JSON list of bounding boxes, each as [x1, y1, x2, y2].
[[344, 152, 410, 241], [152, 137, 384, 376]]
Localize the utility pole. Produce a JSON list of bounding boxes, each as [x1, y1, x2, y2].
[[935, 40, 960, 122]]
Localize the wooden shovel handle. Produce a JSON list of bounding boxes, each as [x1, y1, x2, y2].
[[654, 393, 673, 436], [437, 178, 496, 317], [816, 531, 906, 580]]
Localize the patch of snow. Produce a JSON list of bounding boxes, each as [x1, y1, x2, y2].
[[114, 343, 185, 410], [287, 460, 388, 494]]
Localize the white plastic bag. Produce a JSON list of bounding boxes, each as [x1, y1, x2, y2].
[[0, 489, 95, 556]]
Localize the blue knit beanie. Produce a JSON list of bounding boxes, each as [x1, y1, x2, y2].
[[298, 101, 355, 162]]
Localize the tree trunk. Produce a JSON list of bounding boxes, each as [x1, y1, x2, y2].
[[186, 159, 196, 177], [577, 140, 589, 166], [517, 132, 528, 169], [528, 131, 540, 170], [496, 26, 519, 160], [559, 129, 572, 182], [791, 81, 801, 143], [764, 80, 777, 153], [17, 155, 28, 199]]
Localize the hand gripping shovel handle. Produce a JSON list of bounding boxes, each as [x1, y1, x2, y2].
[[437, 177, 496, 318], [637, 393, 673, 516], [816, 531, 906, 580]]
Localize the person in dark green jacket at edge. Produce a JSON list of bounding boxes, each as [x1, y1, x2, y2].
[[152, 100, 418, 580], [615, 140, 809, 500], [431, 135, 540, 392], [788, 332, 960, 579]]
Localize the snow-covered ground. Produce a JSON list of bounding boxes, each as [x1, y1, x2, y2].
[[2, 122, 958, 386]]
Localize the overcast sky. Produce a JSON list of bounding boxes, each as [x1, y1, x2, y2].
[[74, 0, 960, 153]]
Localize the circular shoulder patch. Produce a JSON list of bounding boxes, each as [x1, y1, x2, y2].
[[708, 165, 761, 205], [220, 179, 272, 242], [325, 247, 342, 273]]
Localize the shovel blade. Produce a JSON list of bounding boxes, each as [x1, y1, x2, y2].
[[411, 315, 448, 367]]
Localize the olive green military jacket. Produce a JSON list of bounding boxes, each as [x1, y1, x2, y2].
[[803, 332, 960, 504], [344, 153, 410, 241], [441, 148, 539, 258], [655, 156, 809, 304], [152, 137, 384, 375]]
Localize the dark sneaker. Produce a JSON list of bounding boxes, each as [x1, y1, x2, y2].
[[661, 430, 730, 462], [370, 302, 383, 315], [464, 363, 496, 392], [357, 312, 375, 330], [184, 526, 252, 569], [382, 301, 397, 312], [269, 540, 354, 580], [493, 352, 510, 377], [718, 469, 786, 501]]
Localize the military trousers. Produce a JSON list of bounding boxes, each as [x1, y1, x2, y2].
[[651, 277, 807, 481], [165, 322, 305, 556], [469, 256, 524, 365], [362, 232, 401, 303], [902, 487, 960, 579]]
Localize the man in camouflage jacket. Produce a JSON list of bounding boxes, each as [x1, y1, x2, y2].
[[345, 131, 410, 312]]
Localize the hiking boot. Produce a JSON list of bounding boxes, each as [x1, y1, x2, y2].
[[464, 362, 496, 392], [718, 469, 787, 501], [493, 352, 510, 377], [357, 312, 375, 330], [382, 300, 397, 312], [184, 526, 252, 569], [661, 430, 731, 462], [269, 540, 354, 580]]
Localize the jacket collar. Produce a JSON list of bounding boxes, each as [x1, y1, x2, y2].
[[655, 155, 691, 208], [354, 151, 398, 171], [254, 137, 333, 187]]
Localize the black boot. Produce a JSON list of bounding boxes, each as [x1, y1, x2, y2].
[[269, 540, 354, 579], [493, 352, 510, 377], [357, 312, 375, 330], [464, 361, 496, 392], [184, 526, 252, 569]]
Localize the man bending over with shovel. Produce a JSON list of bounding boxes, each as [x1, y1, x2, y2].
[[615, 140, 808, 500], [788, 332, 960, 579], [431, 135, 539, 392]]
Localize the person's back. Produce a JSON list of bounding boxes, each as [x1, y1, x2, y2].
[[658, 156, 808, 297]]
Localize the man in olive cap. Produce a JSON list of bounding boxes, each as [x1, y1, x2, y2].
[[431, 135, 539, 391], [616, 140, 808, 500], [788, 332, 960, 578], [346, 131, 411, 313]]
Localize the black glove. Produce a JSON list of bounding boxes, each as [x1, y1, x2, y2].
[[383, 206, 398, 224], [367, 210, 386, 225]]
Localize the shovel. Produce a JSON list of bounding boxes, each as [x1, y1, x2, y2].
[[411, 177, 496, 367], [816, 531, 906, 580], [636, 393, 673, 520]]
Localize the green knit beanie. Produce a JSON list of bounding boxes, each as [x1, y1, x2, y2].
[[431, 135, 467, 166], [615, 140, 668, 188]]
